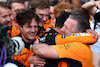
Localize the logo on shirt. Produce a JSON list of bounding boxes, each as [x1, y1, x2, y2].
[[38, 37, 46, 42]]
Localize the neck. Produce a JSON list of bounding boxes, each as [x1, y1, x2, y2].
[[21, 34, 33, 44]]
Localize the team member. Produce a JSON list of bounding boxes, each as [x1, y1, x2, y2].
[[0, 2, 17, 38], [0, 2, 18, 66], [32, 14, 97, 67], [28, 0, 50, 36], [43, 0, 59, 30], [7, 0, 25, 38], [11, 10, 40, 67], [0, 2, 12, 27]]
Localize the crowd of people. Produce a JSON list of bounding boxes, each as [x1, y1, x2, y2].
[[0, 0, 100, 67]]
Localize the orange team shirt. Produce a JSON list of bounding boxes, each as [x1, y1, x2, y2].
[[44, 19, 56, 30], [35, 19, 56, 41], [35, 27, 46, 41], [52, 33, 96, 67], [55, 33, 96, 45], [7, 23, 20, 38], [13, 47, 33, 67]]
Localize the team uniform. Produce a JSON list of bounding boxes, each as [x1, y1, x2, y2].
[[38, 28, 95, 67], [38, 28, 58, 45], [52, 33, 96, 67], [55, 33, 95, 45], [12, 34, 34, 67], [35, 27, 46, 41], [7, 23, 20, 38], [44, 19, 56, 31], [38, 28, 59, 67], [35, 19, 56, 41]]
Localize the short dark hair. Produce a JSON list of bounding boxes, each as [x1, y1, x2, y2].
[[49, 0, 59, 6], [69, 14, 90, 32], [55, 11, 71, 28], [28, 0, 50, 10], [7, 0, 24, 9], [24, 0, 30, 1], [16, 10, 40, 27], [0, 2, 9, 9]]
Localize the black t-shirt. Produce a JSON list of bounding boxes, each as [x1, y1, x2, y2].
[[38, 28, 59, 67], [38, 28, 58, 45]]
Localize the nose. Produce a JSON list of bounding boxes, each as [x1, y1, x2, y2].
[[61, 26, 65, 33], [31, 27, 35, 32], [6, 16, 11, 22], [42, 16, 47, 22], [10, 15, 14, 20]]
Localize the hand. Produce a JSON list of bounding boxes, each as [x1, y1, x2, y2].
[[29, 54, 46, 67], [86, 29, 98, 42], [95, 1, 100, 9]]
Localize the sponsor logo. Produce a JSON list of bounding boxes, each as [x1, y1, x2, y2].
[[76, 33, 80, 36], [80, 33, 90, 36], [67, 34, 71, 36]]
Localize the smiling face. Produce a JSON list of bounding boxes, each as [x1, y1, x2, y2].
[[0, 7, 13, 27], [21, 18, 38, 43], [61, 18, 78, 35], [35, 8, 49, 27]]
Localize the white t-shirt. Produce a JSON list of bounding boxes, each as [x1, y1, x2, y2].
[[90, 28, 100, 53]]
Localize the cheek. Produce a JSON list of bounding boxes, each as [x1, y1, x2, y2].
[[35, 28, 38, 32], [10, 15, 14, 20], [0, 18, 4, 21], [70, 26, 75, 33], [46, 16, 49, 20], [38, 15, 42, 19], [12, 12, 17, 18], [23, 28, 30, 33]]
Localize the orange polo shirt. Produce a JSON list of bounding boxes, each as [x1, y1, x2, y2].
[[52, 33, 95, 67]]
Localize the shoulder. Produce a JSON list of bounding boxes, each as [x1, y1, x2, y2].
[[11, 36, 25, 55]]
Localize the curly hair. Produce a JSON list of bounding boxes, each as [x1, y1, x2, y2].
[[54, 2, 75, 18]]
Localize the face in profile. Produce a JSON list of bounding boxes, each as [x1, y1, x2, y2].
[[0, 7, 13, 27], [61, 18, 77, 35], [21, 18, 38, 42]]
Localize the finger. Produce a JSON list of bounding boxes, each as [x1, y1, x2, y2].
[[36, 57, 45, 61], [94, 32, 98, 42], [35, 61, 46, 65], [37, 61, 46, 64], [35, 66, 42, 67], [35, 63, 45, 67], [35, 61, 45, 67], [31, 55, 45, 61], [86, 29, 97, 39], [92, 31, 95, 39], [37, 64, 45, 67], [36, 56, 45, 61]]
